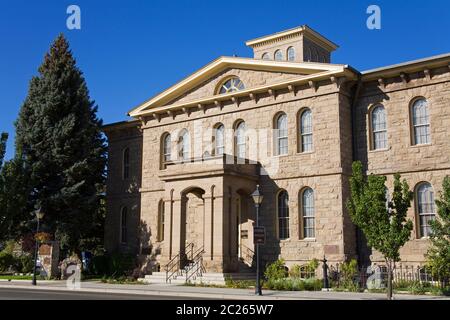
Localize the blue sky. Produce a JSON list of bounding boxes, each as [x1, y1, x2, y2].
[[1, 0, 449, 160]]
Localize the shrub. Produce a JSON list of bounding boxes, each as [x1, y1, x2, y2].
[[108, 252, 135, 277], [264, 259, 288, 281], [303, 278, 322, 291], [289, 265, 301, 278], [0, 252, 15, 272], [15, 255, 34, 273], [265, 278, 322, 291]]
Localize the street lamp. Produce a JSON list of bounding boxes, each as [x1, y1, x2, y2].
[[32, 208, 45, 286], [251, 185, 263, 296]]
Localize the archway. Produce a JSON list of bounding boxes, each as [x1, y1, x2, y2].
[[180, 187, 206, 264]]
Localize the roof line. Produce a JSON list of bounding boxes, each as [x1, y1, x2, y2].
[[362, 53, 450, 75]]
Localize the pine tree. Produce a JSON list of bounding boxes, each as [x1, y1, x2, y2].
[[347, 161, 414, 300], [426, 176, 450, 283], [0, 133, 7, 167], [14, 34, 106, 254]]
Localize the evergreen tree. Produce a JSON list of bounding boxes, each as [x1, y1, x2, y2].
[[347, 161, 414, 300], [14, 34, 106, 254], [426, 176, 450, 284], [0, 133, 7, 167]]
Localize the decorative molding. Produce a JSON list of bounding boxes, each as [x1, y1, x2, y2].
[[152, 113, 161, 122], [308, 80, 317, 92], [214, 100, 222, 110], [400, 72, 409, 84], [287, 85, 296, 96], [231, 96, 239, 107], [268, 88, 276, 99], [198, 103, 205, 114], [423, 69, 432, 81], [378, 78, 385, 89], [182, 107, 191, 117], [249, 92, 257, 103], [167, 110, 175, 119]]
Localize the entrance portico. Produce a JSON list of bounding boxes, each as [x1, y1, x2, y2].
[[159, 155, 258, 273]]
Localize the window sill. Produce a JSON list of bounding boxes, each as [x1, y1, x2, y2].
[[273, 154, 290, 159], [410, 143, 432, 148], [368, 148, 389, 154], [296, 151, 315, 155], [300, 238, 316, 242]]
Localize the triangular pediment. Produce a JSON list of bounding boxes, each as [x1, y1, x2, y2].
[[129, 57, 346, 117]]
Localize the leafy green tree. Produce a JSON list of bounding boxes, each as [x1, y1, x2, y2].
[[426, 176, 450, 284], [14, 34, 107, 254], [347, 161, 414, 300]]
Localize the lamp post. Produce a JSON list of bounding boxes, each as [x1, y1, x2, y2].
[[32, 208, 45, 286], [251, 185, 263, 296]]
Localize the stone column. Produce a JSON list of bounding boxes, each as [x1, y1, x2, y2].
[[162, 198, 172, 261], [203, 191, 214, 262], [171, 197, 183, 258]]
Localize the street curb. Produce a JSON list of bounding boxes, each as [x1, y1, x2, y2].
[[0, 284, 302, 300]]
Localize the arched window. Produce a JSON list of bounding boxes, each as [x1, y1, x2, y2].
[[411, 98, 431, 145], [123, 148, 130, 180], [274, 50, 283, 61], [235, 121, 246, 159], [218, 77, 245, 94], [120, 207, 128, 244], [162, 133, 171, 164], [275, 113, 288, 156], [278, 190, 290, 240], [157, 200, 165, 242], [299, 109, 313, 152], [301, 188, 315, 239], [262, 53, 270, 60], [178, 129, 190, 161], [416, 183, 436, 238], [214, 124, 225, 156], [287, 47, 295, 62], [371, 105, 388, 150]]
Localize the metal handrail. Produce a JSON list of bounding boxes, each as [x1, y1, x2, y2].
[[240, 244, 255, 267], [185, 247, 205, 283], [165, 242, 194, 283]]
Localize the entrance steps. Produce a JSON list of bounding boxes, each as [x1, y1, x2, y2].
[[142, 272, 256, 286]]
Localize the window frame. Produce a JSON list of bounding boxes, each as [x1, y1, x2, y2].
[[287, 47, 295, 62], [274, 50, 283, 61], [298, 108, 313, 153], [277, 190, 290, 240], [300, 188, 315, 240], [410, 97, 431, 146], [161, 133, 171, 169], [415, 182, 436, 239], [178, 129, 190, 161], [370, 104, 388, 151], [262, 53, 270, 60], [234, 120, 246, 159], [274, 113, 288, 156], [213, 123, 225, 156], [217, 77, 245, 95]]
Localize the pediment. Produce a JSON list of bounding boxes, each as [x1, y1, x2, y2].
[[129, 57, 345, 117]]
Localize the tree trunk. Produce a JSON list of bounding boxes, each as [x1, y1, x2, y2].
[[387, 260, 393, 300]]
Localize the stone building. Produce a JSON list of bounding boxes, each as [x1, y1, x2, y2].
[[103, 25, 450, 280]]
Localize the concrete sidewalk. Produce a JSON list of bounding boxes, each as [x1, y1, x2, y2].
[[0, 280, 447, 300]]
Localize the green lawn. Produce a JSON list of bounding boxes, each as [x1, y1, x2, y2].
[[0, 275, 44, 281]]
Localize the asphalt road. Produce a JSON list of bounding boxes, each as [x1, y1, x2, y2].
[[0, 287, 197, 300]]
